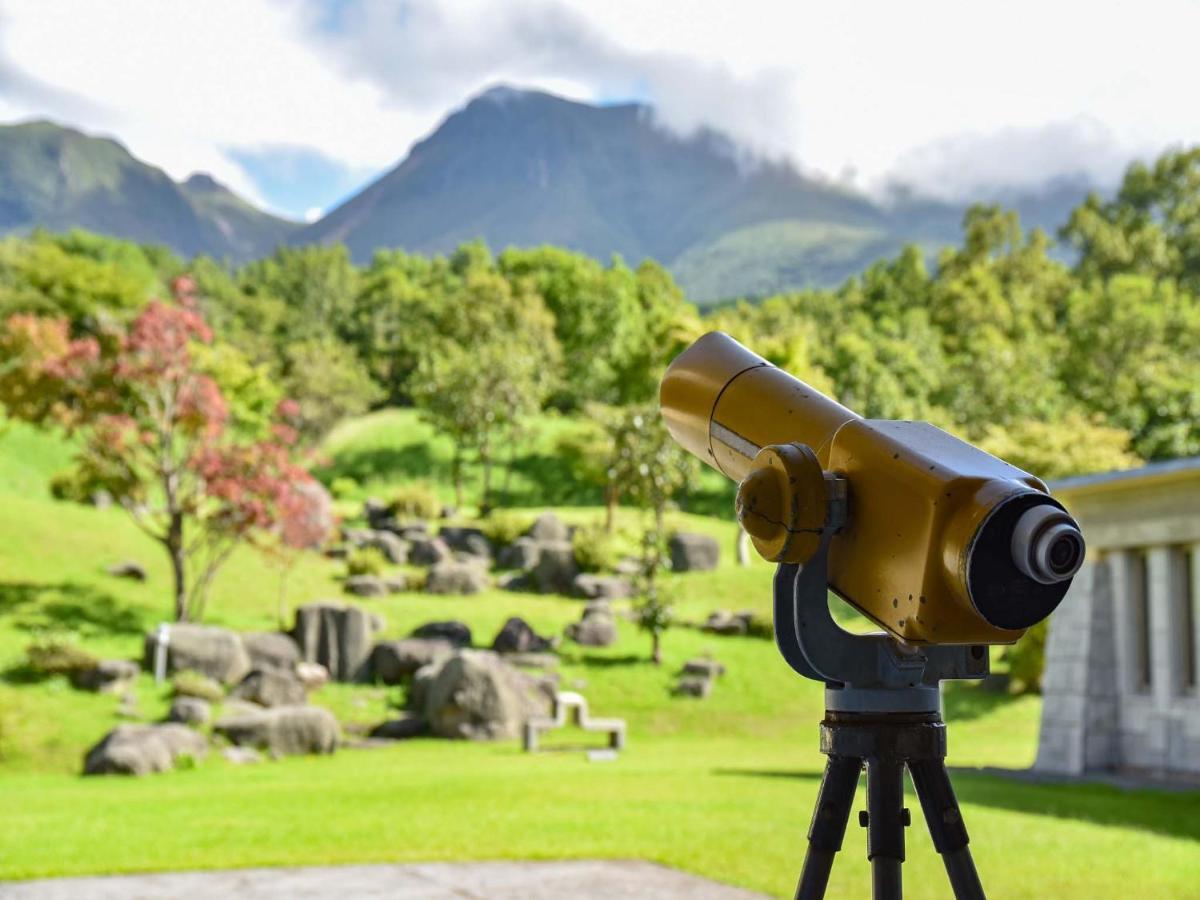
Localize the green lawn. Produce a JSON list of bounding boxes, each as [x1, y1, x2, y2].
[[0, 418, 1196, 898]]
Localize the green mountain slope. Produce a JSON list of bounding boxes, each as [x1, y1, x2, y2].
[[0, 120, 297, 262]]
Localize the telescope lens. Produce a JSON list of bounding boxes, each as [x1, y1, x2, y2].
[[1048, 532, 1082, 574], [1011, 504, 1086, 585]]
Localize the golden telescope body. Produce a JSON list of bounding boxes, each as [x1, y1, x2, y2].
[[660, 332, 1084, 645]]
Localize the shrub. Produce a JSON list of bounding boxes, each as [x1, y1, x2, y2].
[[405, 569, 428, 592], [329, 476, 359, 500], [172, 669, 224, 702], [48, 469, 100, 504], [572, 523, 619, 573], [480, 511, 535, 547], [1002, 620, 1047, 694], [25, 638, 98, 677], [391, 483, 441, 520], [346, 546, 387, 577]]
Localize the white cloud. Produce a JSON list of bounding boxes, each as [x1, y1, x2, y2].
[[1, 0, 1199, 209]]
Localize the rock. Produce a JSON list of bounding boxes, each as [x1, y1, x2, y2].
[[83, 723, 208, 776], [682, 658, 726, 679], [527, 512, 569, 543], [497, 536, 541, 571], [71, 658, 139, 693], [342, 527, 374, 548], [383, 573, 409, 594], [214, 705, 340, 756], [167, 696, 211, 726], [172, 671, 224, 702], [498, 572, 532, 592], [366, 530, 409, 564], [242, 632, 301, 672], [143, 624, 251, 685], [230, 668, 307, 707], [409, 535, 452, 566], [397, 522, 428, 541], [363, 498, 389, 528], [674, 675, 713, 698], [440, 526, 493, 560], [614, 557, 642, 577], [292, 602, 381, 682], [345, 575, 387, 597], [107, 561, 147, 581], [369, 714, 427, 740], [572, 573, 633, 601], [411, 620, 473, 647], [703, 610, 753, 636], [491, 616, 554, 654], [425, 561, 489, 595], [505, 652, 559, 670], [565, 604, 617, 647], [532, 541, 578, 594], [295, 662, 330, 692], [669, 532, 720, 572], [410, 650, 552, 740], [222, 746, 262, 765], [371, 638, 455, 684]]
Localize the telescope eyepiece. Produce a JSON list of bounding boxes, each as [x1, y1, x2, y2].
[[1011, 505, 1085, 585]]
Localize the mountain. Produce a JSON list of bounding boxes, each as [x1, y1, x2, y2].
[[0, 120, 297, 261], [294, 86, 1090, 303]]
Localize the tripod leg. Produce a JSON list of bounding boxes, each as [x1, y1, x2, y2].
[[795, 755, 861, 900], [908, 759, 986, 900], [865, 759, 906, 900]]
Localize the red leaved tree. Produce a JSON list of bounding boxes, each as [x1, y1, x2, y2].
[[0, 279, 330, 622]]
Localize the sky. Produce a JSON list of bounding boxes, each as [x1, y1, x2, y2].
[[1, 0, 1197, 221]]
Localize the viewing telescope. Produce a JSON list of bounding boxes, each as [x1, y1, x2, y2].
[[661, 331, 1084, 645]]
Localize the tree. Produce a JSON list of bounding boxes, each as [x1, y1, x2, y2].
[[606, 404, 700, 534], [281, 336, 381, 443], [0, 281, 323, 622], [632, 527, 673, 666]]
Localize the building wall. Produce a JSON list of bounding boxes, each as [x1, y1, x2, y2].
[[1035, 476, 1200, 780]]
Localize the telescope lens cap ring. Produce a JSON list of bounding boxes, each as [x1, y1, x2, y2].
[[1012, 505, 1086, 585]]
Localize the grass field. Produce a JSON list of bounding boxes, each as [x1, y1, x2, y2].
[[0, 415, 1197, 898]]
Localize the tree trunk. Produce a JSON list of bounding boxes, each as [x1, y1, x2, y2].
[[452, 448, 464, 510], [651, 632, 662, 666], [501, 438, 516, 506], [605, 483, 619, 533], [654, 501, 665, 537], [166, 513, 187, 622], [480, 434, 493, 517]]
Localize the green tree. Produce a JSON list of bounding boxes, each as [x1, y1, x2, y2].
[[281, 337, 381, 443]]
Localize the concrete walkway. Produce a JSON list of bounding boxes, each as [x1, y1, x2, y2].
[[1, 860, 771, 899]]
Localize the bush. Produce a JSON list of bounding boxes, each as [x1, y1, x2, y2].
[[329, 476, 359, 500], [480, 511, 535, 547], [1002, 620, 1047, 694], [391, 483, 441, 520], [346, 546, 387, 577], [172, 669, 224, 702], [25, 638, 98, 677], [48, 469, 101, 504], [572, 523, 619, 573]]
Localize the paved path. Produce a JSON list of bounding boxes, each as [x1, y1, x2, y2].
[[1, 860, 770, 899]]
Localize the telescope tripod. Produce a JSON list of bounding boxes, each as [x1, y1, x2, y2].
[[774, 502, 990, 900]]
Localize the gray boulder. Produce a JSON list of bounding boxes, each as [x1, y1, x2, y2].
[[410, 535, 452, 566], [440, 527, 493, 560], [230, 668, 307, 707], [366, 530, 409, 564], [498, 572, 532, 592], [369, 714, 427, 740], [363, 497, 389, 527], [491, 616, 554, 654], [222, 746, 262, 765], [383, 573, 410, 594], [702, 610, 754, 636], [143, 624, 251, 685], [242, 632, 301, 672], [527, 512, 569, 543], [214, 705, 339, 756], [674, 675, 713, 698], [71, 658, 139, 693], [533, 541, 578, 594], [565, 604, 617, 647], [669, 532, 720, 572], [425, 561, 489, 595], [411, 620, 472, 647], [682, 658, 726, 679], [371, 638, 455, 685], [410, 650, 552, 740], [292, 602, 381, 682], [572, 573, 633, 601], [107, 560, 147, 581], [83, 723, 208, 776], [497, 536, 541, 571], [167, 696, 211, 726], [345, 575, 387, 597]]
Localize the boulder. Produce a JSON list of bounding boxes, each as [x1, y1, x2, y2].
[[214, 705, 340, 756], [292, 602, 380, 682], [383, 573, 410, 594], [167, 696, 211, 726], [366, 530, 409, 564], [230, 668, 307, 707], [565, 605, 617, 647], [409, 535, 452, 566], [674, 675, 713, 698], [172, 671, 224, 702], [491, 616, 554, 654], [83, 723, 207, 776], [572, 573, 633, 601], [242, 632, 301, 672], [363, 497, 390, 528], [107, 560, 147, 581], [369, 714, 427, 740], [498, 572, 533, 592], [440, 526, 493, 560], [682, 658, 726, 679], [411, 620, 472, 647], [345, 575, 387, 597], [703, 610, 753, 636], [295, 661, 330, 692], [527, 512, 569, 543], [143, 624, 250, 685], [410, 650, 552, 740], [397, 522, 429, 541], [342, 527, 374, 548], [222, 746, 262, 765], [371, 638, 455, 685], [497, 536, 541, 571], [669, 532, 720, 572], [532, 541, 578, 594], [425, 561, 489, 595], [71, 658, 139, 693]]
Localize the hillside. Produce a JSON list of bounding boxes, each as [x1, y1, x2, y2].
[[0, 120, 297, 262]]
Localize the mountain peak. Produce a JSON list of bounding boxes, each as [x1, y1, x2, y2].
[[182, 172, 225, 194]]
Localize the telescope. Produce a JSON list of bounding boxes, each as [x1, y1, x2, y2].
[[659, 332, 1086, 900]]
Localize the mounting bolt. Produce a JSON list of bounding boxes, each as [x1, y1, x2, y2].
[[858, 811, 869, 828]]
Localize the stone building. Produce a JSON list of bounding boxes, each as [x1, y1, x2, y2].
[[1035, 457, 1200, 780]]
